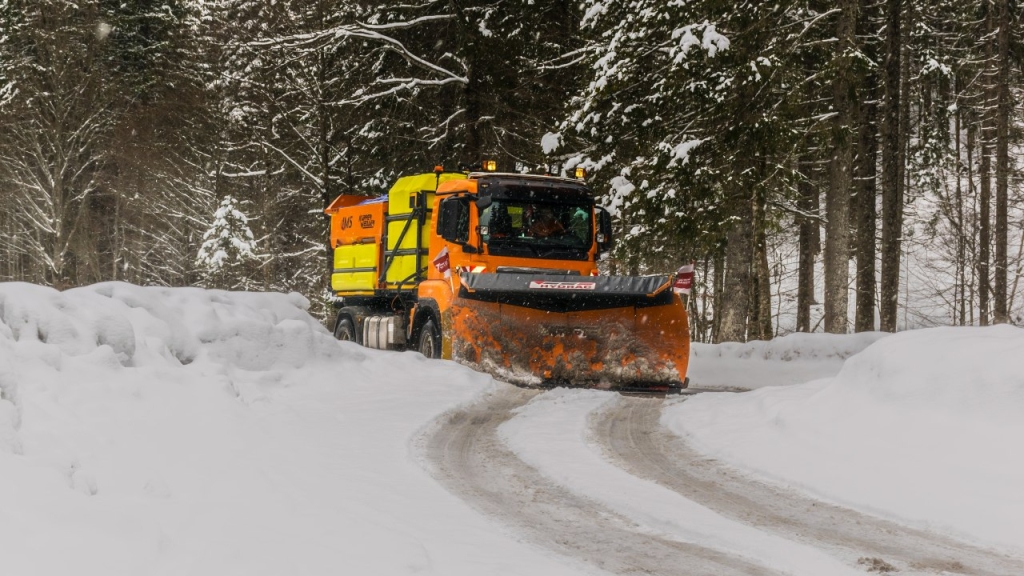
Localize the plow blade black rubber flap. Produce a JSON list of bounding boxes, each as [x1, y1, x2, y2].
[[458, 272, 674, 312]]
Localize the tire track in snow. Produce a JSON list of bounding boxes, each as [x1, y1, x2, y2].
[[421, 385, 783, 576], [592, 395, 1024, 576]]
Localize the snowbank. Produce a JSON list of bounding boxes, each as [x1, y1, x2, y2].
[[0, 282, 337, 370], [0, 282, 592, 576], [692, 331, 888, 362], [688, 331, 888, 389], [667, 326, 1024, 553]]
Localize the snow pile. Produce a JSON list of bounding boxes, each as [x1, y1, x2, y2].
[[667, 326, 1024, 553], [0, 282, 334, 370], [0, 282, 589, 576], [689, 331, 888, 389], [693, 331, 888, 361]]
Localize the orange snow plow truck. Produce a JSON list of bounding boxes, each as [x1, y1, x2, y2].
[[325, 165, 690, 391]]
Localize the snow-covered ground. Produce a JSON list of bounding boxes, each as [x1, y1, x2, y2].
[[668, 325, 1024, 555], [689, 331, 888, 390], [2, 282, 1021, 575], [0, 283, 590, 576]]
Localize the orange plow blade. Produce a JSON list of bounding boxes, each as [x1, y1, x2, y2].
[[448, 273, 690, 390]]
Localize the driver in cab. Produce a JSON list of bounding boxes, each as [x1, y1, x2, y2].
[[528, 207, 565, 238]]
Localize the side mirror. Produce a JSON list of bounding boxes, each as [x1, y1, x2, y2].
[[438, 198, 473, 247], [438, 198, 462, 242], [476, 194, 493, 210], [596, 207, 615, 253]]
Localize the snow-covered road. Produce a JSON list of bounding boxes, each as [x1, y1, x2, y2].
[[423, 385, 1024, 576], [3, 283, 1022, 575], [422, 385, 780, 576]]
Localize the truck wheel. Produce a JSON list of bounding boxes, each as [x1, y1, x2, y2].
[[334, 315, 358, 343], [417, 318, 441, 359]]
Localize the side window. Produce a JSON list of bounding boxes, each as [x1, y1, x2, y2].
[[569, 207, 589, 243]]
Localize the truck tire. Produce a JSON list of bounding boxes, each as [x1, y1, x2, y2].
[[417, 317, 441, 359], [334, 315, 358, 343]]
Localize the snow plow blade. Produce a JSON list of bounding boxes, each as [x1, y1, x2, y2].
[[448, 273, 690, 390]]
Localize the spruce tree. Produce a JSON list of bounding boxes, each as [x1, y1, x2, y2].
[[196, 196, 259, 290]]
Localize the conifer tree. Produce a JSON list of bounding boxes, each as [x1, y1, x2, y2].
[[196, 196, 259, 290]]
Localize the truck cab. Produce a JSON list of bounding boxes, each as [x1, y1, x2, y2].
[[431, 173, 614, 277]]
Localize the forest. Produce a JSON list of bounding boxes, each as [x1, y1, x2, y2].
[[0, 0, 1020, 341]]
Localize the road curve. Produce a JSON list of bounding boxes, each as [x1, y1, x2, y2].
[[420, 385, 784, 576], [591, 394, 1024, 576]]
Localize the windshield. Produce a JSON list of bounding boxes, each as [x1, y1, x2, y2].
[[480, 200, 592, 260]]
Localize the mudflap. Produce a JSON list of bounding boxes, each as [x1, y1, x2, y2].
[[449, 273, 690, 390]]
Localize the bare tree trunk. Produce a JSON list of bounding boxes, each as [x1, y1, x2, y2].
[[979, 134, 991, 326], [824, 0, 858, 334], [966, 121, 977, 325], [879, 0, 902, 332], [111, 190, 122, 281], [50, 166, 68, 291], [955, 84, 966, 326], [718, 194, 753, 343], [897, 8, 911, 328], [758, 244, 772, 339], [993, 0, 1010, 324], [751, 183, 772, 339], [854, 84, 877, 332], [692, 255, 713, 343], [978, 9, 995, 326], [797, 157, 818, 332], [712, 251, 725, 342]]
